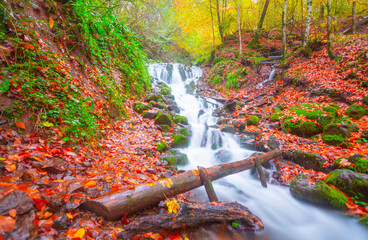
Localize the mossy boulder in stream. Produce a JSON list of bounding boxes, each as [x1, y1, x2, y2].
[[325, 169, 368, 202], [154, 112, 173, 126], [159, 150, 189, 169], [290, 150, 329, 173], [171, 134, 189, 148], [133, 102, 151, 114], [247, 116, 259, 126], [174, 115, 189, 125], [322, 124, 350, 146], [290, 174, 348, 210], [359, 216, 368, 228], [346, 104, 368, 120], [350, 157, 368, 174]]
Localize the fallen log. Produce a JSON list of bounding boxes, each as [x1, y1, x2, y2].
[[117, 201, 264, 239], [81, 150, 282, 220]]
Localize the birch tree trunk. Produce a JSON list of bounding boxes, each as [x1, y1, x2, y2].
[[216, 0, 224, 44], [352, 1, 357, 34], [282, 0, 288, 59], [302, 0, 312, 56], [209, 0, 216, 47], [327, 0, 335, 59], [248, 0, 271, 48], [236, 0, 242, 57]]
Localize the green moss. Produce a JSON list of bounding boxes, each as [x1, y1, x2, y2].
[[178, 128, 189, 137], [172, 134, 189, 148], [213, 57, 226, 65], [273, 108, 281, 113], [359, 215, 368, 227], [133, 102, 150, 114], [157, 141, 168, 152], [322, 134, 348, 146], [247, 116, 259, 126], [285, 119, 320, 138], [271, 112, 285, 122], [346, 104, 368, 120], [174, 115, 189, 125], [322, 106, 338, 117], [362, 81, 368, 88], [160, 125, 170, 133], [353, 158, 368, 173], [154, 112, 173, 126], [160, 86, 171, 95], [363, 95, 368, 105]]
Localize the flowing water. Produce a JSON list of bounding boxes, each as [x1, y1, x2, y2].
[[148, 63, 368, 240]]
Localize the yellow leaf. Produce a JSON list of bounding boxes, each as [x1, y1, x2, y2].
[[0, 157, 6, 161], [74, 228, 85, 239], [84, 180, 96, 188], [42, 121, 54, 127], [159, 178, 173, 188], [66, 213, 73, 219], [166, 199, 179, 214], [49, 17, 54, 29], [5, 164, 16, 172]]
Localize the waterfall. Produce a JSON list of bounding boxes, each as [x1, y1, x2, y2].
[[148, 63, 368, 240]]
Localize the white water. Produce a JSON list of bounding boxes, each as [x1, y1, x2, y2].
[[148, 63, 368, 240]]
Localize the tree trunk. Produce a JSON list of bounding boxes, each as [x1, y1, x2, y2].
[[327, 0, 335, 59], [81, 150, 282, 220], [216, 0, 224, 43], [282, 0, 288, 59], [303, 0, 312, 56], [248, 0, 271, 48], [236, 0, 242, 57], [210, 0, 216, 47], [117, 201, 264, 239], [352, 1, 357, 34]]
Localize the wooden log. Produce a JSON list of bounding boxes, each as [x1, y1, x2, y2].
[[198, 166, 219, 202], [254, 158, 267, 188], [81, 150, 282, 220], [117, 201, 264, 239]]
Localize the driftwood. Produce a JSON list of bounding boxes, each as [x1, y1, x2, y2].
[[198, 166, 218, 202], [117, 201, 264, 239], [81, 150, 282, 220]]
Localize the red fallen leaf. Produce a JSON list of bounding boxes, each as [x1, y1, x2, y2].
[[33, 198, 48, 211], [15, 121, 26, 129], [0, 216, 16, 232], [121, 213, 131, 225], [211, 201, 224, 206]]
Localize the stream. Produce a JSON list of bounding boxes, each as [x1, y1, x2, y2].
[[148, 63, 368, 240]]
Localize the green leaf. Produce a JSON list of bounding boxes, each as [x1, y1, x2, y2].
[[232, 221, 241, 228], [0, 78, 10, 93]]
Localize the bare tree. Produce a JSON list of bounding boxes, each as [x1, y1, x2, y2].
[[352, 1, 357, 34], [302, 0, 312, 56], [235, 0, 242, 57]]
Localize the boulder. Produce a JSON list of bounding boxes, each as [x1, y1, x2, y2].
[[159, 151, 189, 169], [185, 81, 196, 95], [174, 115, 189, 125], [143, 110, 158, 120], [322, 124, 351, 146], [246, 116, 259, 126], [284, 150, 334, 173], [171, 134, 189, 148], [0, 190, 34, 216], [215, 150, 232, 163], [145, 93, 163, 102], [239, 135, 260, 151], [290, 174, 348, 210], [258, 134, 283, 152], [133, 102, 151, 114], [324, 169, 368, 202], [346, 104, 368, 120], [154, 112, 173, 126]]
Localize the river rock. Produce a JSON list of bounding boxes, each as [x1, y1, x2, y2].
[[345, 104, 368, 120], [154, 112, 173, 126], [5, 210, 37, 239], [258, 134, 283, 152], [240, 135, 260, 151], [0, 190, 34, 215], [215, 149, 232, 163], [283, 150, 335, 173], [39, 157, 68, 174], [133, 102, 151, 114], [185, 81, 196, 95], [145, 93, 162, 102], [324, 169, 368, 202], [290, 174, 348, 210]]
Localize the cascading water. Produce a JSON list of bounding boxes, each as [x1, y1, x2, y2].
[[148, 63, 368, 240]]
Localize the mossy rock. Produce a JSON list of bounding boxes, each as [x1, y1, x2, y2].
[[145, 93, 162, 102], [361, 81, 368, 88], [174, 115, 189, 125], [142, 110, 158, 120], [133, 102, 151, 114], [352, 158, 368, 173], [359, 215, 368, 228], [247, 116, 259, 126], [271, 112, 284, 122], [323, 124, 351, 138], [157, 141, 168, 152], [159, 151, 189, 168], [322, 134, 349, 146], [348, 123, 359, 132], [285, 119, 320, 138], [185, 81, 196, 95], [178, 127, 189, 137], [221, 125, 238, 134], [160, 86, 171, 96], [346, 104, 368, 120], [364, 95, 368, 105], [171, 134, 189, 148], [160, 125, 171, 133], [149, 100, 166, 110], [290, 174, 348, 210], [325, 169, 368, 202], [292, 150, 328, 172], [154, 112, 173, 126]]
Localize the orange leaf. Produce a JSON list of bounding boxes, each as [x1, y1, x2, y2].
[[9, 209, 16, 218], [49, 17, 54, 29], [84, 180, 96, 188], [15, 121, 26, 129], [0, 216, 16, 232], [5, 164, 16, 172], [73, 228, 85, 239]]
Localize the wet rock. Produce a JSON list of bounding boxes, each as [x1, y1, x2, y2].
[[240, 135, 260, 151], [212, 107, 227, 117], [160, 125, 170, 133], [35, 176, 53, 187], [284, 150, 334, 173], [232, 122, 246, 133], [322, 124, 351, 146], [159, 150, 189, 168], [66, 181, 84, 194], [174, 115, 188, 125], [65, 195, 86, 212], [53, 213, 69, 230], [8, 210, 37, 239], [220, 125, 237, 134], [185, 81, 196, 95], [133, 102, 151, 114], [359, 216, 368, 228], [149, 101, 166, 109], [216, 116, 226, 125], [40, 157, 68, 174], [84, 187, 102, 198], [246, 116, 259, 126], [146, 168, 158, 175], [290, 174, 348, 210], [171, 134, 189, 148], [82, 161, 92, 168], [47, 195, 66, 213], [224, 101, 237, 112], [215, 150, 232, 163], [0, 190, 34, 215], [361, 130, 368, 140], [258, 134, 283, 152], [325, 169, 368, 202], [22, 168, 46, 182], [168, 104, 180, 113], [160, 170, 173, 179], [176, 152, 189, 166], [143, 110, 158, 120], [145, 93, 162, 102]]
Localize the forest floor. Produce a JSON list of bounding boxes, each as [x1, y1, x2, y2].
[[1, 2, 368, 238]]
